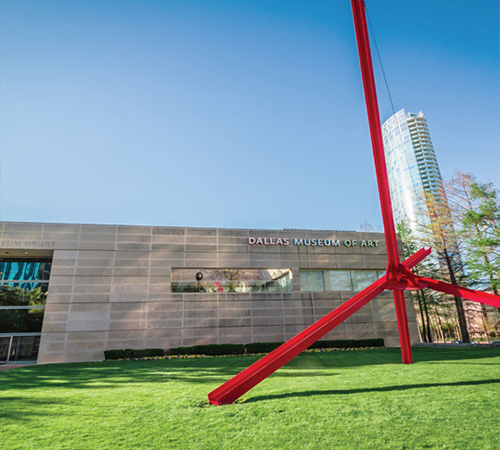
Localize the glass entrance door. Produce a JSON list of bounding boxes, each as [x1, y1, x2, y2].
[[0, 335, 41, 363], [9, 335, 41, 362], [0, 336, 13, 363]]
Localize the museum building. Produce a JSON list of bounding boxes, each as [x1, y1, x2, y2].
[[0, 222, 419, 364]]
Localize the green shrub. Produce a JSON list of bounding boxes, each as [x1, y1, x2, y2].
[[104, 348, 165, 360], [309, 339, 350, 349], [106, 338, 384, 360], [168, 344, 245, 356], [243, 338, 384, 354], [167, 346, 192, 355], [133, 348, 164, 358], [104, 349, 125, 360], [144, 348, 165, 357], [122, 349, 135, 358], [245, 342, 283, 353], [355, 338, 384, 347], [309, 338, 384, 349]]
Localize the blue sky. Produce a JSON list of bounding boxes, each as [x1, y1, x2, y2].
[[1, 0, 498, 231]]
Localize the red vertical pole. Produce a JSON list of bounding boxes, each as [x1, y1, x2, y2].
[[351, 0, 412, 362], [350, 0, 400, 272], [393, 289, 413, 363]]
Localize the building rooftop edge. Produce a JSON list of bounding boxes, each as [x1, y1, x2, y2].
[[0, 220, 383, 235]]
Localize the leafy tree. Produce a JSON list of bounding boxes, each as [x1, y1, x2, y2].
[[0, 285, 46, 306], [446, 172, 499, 295], [446, 172, 499, 339], [417, 189, 470, 343]]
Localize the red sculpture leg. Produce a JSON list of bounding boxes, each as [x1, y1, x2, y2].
[[208, 277, 387, 405], [417, 277, 500, 309], [392, 289, 413, 364]]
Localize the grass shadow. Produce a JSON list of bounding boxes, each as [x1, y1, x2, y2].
[[0, 396, 75, 421], [0, 347, 498, 393], [246, 378, 500, 403]]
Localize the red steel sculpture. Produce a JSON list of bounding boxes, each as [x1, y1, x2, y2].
[[208, 0, 500, 405]]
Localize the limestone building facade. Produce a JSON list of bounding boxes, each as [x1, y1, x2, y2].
[[0, 222, 419, 364]]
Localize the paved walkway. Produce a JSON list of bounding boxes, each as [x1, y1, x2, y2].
[[0, 363, 35, 371]]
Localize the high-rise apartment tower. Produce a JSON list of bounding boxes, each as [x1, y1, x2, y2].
[[381, 109, 444, 234], [382, 109, 488, 340]]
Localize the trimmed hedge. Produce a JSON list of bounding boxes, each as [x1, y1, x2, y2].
[[104, 339, 385, 360], [140, 348, 165, 357], [168, 339, 384, 357], [104, 350, 125, 360], [245, 342, 283, 354], [104, 348, 164, 360], [168, 344, 246, 356], [309, 338, 384, 349]]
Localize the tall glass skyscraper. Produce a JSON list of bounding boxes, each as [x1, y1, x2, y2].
[[382, 109, 485, 342], [381, 109, 444, 234]]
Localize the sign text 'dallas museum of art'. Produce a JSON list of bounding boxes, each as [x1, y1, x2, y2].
[[249, 237, 379, 248]]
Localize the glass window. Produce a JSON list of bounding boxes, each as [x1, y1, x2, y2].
[[171, 268, 293, 293], [0, 259, 51, 306], [325, 270, 352, 291], [0, 308, 45, 333], [300, 269, 383, 292], [0, 281, 49, 294], [0, 261, 52, 281], [351, 270, 380, 291], [300, 271, 325, 292], [0, 284, 48, 307]]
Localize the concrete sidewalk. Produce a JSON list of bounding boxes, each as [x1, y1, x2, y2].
[[0, 363, 35, 371]]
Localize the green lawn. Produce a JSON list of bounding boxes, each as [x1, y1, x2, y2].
[[1, 348, 499, 450]]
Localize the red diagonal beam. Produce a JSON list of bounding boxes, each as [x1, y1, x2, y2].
[[401, 247, 432, 270], [417, 276, 500, 309], [208, 277, 387, 405]]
